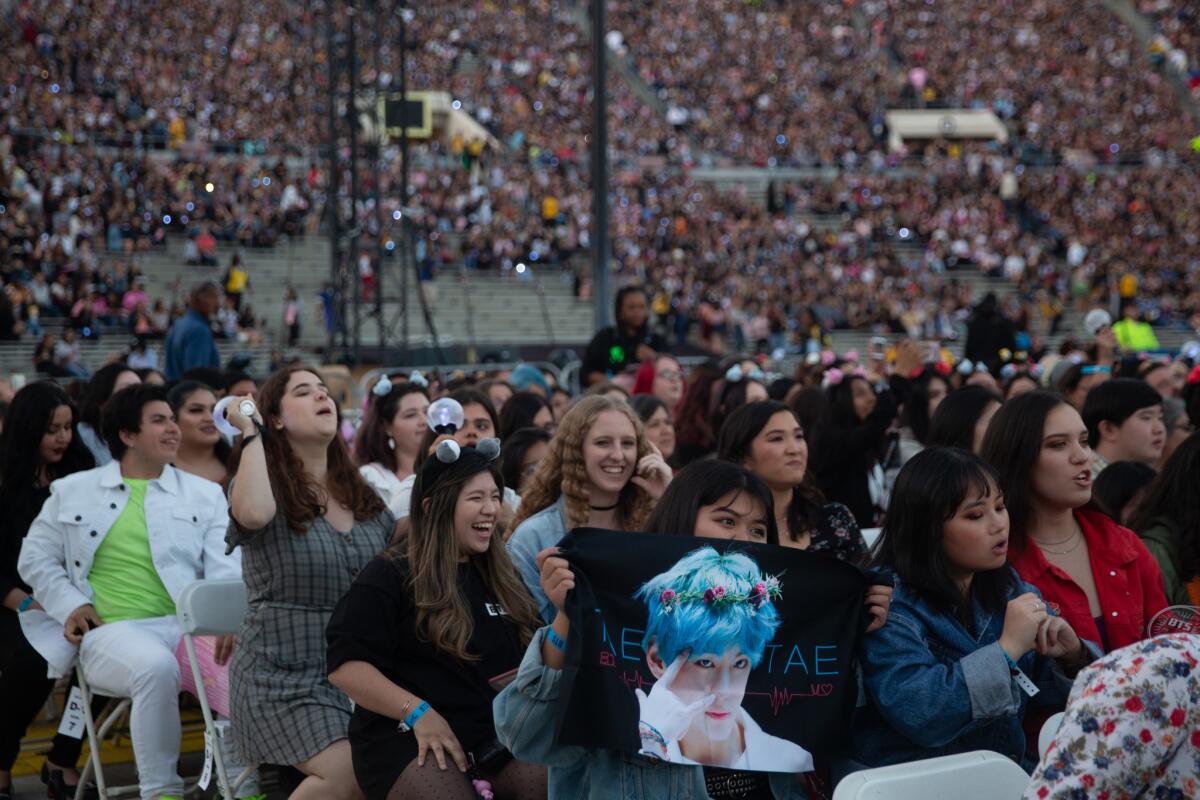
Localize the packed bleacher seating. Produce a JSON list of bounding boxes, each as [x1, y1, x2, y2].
[[5, 0, 1200, 367]]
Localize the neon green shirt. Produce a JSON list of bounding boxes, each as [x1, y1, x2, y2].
[[88, 478, 176, 622]]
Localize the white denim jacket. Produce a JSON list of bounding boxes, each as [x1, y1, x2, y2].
[[18, 461, 241, 624]]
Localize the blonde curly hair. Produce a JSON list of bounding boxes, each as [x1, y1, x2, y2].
[[505, 395, 654, 538]]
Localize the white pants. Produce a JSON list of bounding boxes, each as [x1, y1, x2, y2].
[[79, 616, 185, 800], [78, 617, 260, 799]]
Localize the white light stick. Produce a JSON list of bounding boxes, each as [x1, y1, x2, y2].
[[427, 398, 465, 461], [214, 396, 257, 438], [427, 398, 465, 435]]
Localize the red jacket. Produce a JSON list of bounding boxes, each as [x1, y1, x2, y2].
[[1010, 508, 1168, 653], [631, 359, 657, 396]]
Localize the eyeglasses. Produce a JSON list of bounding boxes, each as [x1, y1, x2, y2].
[[657, 370, 683, 382]]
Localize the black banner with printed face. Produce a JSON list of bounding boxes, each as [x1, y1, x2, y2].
[[553, 529, 867, 771]]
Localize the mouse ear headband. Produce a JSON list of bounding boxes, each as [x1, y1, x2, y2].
[[373, 370, 429, 398], [414, 439, 503, 513]]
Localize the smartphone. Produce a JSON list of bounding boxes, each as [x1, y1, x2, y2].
[[921, 340, 940, 364], [869, 337, 887, 361]]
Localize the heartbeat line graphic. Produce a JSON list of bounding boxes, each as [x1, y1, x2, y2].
[[618, 673, 834, 716], [745, 684, 834, 716], [620, 671, 654, 692]]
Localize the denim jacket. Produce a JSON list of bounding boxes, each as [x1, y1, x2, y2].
[[494, 627, 811, 800], [852, 572, 1091, 772], [506, 496, 570, 623]]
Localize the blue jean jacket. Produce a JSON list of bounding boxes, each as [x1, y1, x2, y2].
[[506, 496, 570, 624], [494, 627, 811, 800], [851, 573, 1090, 772]]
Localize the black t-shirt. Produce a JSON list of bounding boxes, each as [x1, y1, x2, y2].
[[326, 556, 524, 796], [582, 324, 669, 383], [0, 485, 51, 601]]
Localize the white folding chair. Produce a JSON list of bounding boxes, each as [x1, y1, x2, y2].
[[833, 750, 1031, 800], [1038, 712, 1065, 757], [177, 578, 254, 800], [75, 665, 137, 800], [860, 527, 883, 551]]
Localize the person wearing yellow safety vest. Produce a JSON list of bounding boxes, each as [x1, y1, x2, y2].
[[1112, 301, 1160, 353], [222, 254, 251, 311]]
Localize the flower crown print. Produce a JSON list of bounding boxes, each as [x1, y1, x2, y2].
[[657, 574, 783, 615]]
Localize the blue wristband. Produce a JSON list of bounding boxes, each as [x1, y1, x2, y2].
[[17, 596, 35, 613], [404, 701, 430, 731], [546, 627, 567, 652]]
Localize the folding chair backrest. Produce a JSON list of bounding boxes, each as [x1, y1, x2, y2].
[[176, 579, 248, 636], [1038, 712, 1065, 757], [833, 751, 1031, 800], [860, 527, 882, 550]]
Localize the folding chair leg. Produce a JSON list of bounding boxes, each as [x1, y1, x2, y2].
[[185, 635, 233, 798], [75, 670, 107, 800], [232, 765, 257, 796]]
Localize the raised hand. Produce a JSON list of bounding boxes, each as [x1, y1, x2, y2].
[[537, 547, 574, 615], [631, 441, 673, 500], [864, 583, 893, 633], [637, 652, 715, 751], [1000, 592, 1049, 661], [1035, 615, 1083, 660]]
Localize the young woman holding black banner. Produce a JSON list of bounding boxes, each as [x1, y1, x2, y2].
[[327, 442, 546, 799], [493, 459, 814, 800], [505, 396, 672, 623], [854, 448, 1094, 771]]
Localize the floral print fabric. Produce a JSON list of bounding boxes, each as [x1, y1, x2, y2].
[[1024, 633, 1200, 800], [806, 502, 866, 564]]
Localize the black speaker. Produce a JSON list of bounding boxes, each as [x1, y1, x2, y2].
[[378, 92, 432, 139]]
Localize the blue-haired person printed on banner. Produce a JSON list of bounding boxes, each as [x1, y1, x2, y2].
[[633, 546, 814, 771]]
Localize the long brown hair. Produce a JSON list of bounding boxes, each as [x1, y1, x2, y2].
[[232, 365, 385, 531], [352, 380, 429, 471], [401, 456, 539, 661], [506, 395, 654, 537]]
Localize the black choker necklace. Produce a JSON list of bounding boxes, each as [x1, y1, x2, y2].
[[590, 501, 620, 511]]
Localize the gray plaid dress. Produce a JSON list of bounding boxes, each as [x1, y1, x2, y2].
[[226, 509, 394, 765]]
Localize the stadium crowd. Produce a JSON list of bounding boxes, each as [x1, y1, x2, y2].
[[5, 0, 1200, 358], [1, 281, 1199, 799]]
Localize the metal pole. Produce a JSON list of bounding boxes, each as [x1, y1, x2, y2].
[[371, 0, 386, 347], [347, 1, 361, 362], [324, 0, 341, 359], [397, 0, 411, 355], [590, 0, 611, 331]]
